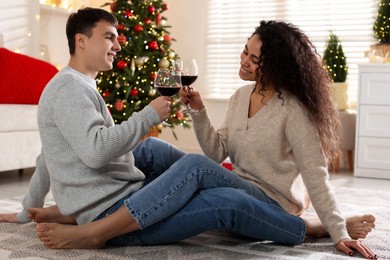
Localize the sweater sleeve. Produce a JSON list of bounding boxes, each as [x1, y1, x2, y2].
[[286, 110, 350, 244], [16, 149, 51, 223], [52, 82, 161, 169], [191, 106, 229, 163]]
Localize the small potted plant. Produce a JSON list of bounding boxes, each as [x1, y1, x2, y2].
[[371, 0, 390, 58], [323, 32, 349, 110]]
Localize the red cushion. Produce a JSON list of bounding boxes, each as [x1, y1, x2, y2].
[[222, 161, 233, 171], [0, 48, 58, 104]]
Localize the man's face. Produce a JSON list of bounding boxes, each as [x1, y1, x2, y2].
[[82, 20, 121, 73]]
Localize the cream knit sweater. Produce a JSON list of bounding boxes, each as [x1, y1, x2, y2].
[[191, 83, 350, 244]]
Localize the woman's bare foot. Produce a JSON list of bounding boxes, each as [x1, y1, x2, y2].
[[304, 214, 376, 239], [346, 215, 375, 239], [28, 206, 76, 224], [36, 223, 105, 249]]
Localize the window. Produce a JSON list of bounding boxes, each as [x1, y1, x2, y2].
[[205, 0, 378, 106]]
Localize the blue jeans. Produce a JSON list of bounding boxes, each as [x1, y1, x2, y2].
[[95, 137, 305, 246]]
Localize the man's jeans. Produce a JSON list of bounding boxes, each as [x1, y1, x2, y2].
[[95, 137, 305, 246]]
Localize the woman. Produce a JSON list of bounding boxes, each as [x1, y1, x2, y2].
[[180, 20, 377, 258]]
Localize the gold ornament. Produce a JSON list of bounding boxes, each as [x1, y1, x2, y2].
[[158, 58, 169, 68], [130, 58, 135, 76], [115, 82, 120, 89], [134, 57, 146, 67], [168, 51, 175, 59]]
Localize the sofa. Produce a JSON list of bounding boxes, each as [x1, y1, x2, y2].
[[0, 47, 58, 173]]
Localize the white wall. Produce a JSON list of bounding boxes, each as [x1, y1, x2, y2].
[[40, 5, 72, 68]]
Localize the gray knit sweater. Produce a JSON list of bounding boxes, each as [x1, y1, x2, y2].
[[17, 66, 161, 224], [191, 83, 350, 244]]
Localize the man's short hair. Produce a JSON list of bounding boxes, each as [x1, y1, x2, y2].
[[66, 7, 118, 55]]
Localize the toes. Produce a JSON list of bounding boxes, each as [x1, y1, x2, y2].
[[363, 214, 376, 223]]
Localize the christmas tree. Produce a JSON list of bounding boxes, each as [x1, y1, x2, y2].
[[97, 0, 191, 139], [323, 32, 348, 83], [373, 0, 390, 44]]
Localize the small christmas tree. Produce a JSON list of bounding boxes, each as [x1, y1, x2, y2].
[[97, 0, 191, 139], [373, 0, 390, 44], [323, 32, 348, 83]]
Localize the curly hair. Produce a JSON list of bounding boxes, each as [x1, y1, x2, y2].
[[252, 20, 341, 162]]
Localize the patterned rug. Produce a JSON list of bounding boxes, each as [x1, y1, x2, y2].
[[0, 187, 389, 260]]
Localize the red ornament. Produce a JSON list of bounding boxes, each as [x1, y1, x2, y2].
[[117, 34, 127, 44], [114, 100, 124, 112], [117, 60, 128, 69], [145, 18, 151, 24], [163, 34, 172, 44], [176, 111, 184, 121], [151, 72, 157, 80], [130, 88, 139, 97], [148, 6, 155, 13], [110, 2, 116, 12], [148, 41, 158, 51], [103, 90, 110, 97], [125, 10, 133, 17], [117, 24, 125, 31], [156, 13, 162, 26], [134, 25, 143, 32], [162, 3, 168, 11]]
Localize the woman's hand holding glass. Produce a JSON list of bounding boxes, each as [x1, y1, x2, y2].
[[172, 59, 200, 113], [179, 86, 204, 112]]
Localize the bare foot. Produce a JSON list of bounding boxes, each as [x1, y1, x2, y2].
[[304, 214, 376, 239], [36, 223, 105, 249], [35, 205, 140, 249], [28, 206, 76, 224], [304, 218, 328, 237], [346, 215, 375, 239]]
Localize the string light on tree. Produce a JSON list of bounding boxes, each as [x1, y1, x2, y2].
[[323, 32, 348, 83], [373, 0, 390, 44]]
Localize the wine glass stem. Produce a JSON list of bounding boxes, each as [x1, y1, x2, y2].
[[184, 85, 191, 108]]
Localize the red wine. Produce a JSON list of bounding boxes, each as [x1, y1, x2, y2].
[[181, 75, 198, 86], [155, 86, 181, 96]]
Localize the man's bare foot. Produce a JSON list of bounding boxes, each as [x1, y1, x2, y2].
[[28, 206, 76, 224], [35, 205, 140, 249], [36, 223, 105, 249], [304, 214, 376, 239], [346, 215, 375, 239]]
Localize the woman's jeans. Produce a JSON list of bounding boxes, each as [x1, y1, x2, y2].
[[95, 137, 305, 246]]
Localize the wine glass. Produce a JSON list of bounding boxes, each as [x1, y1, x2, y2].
[[153, 68, 181, 126], [172, 59, 198, 113]]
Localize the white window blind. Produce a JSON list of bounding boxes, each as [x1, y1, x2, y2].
[[205, 0, 378, 106]]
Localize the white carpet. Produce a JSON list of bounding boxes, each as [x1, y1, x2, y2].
[[0, 187, 389, 260]]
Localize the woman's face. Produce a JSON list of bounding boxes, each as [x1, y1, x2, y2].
[[239, 35, 261, 82]]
